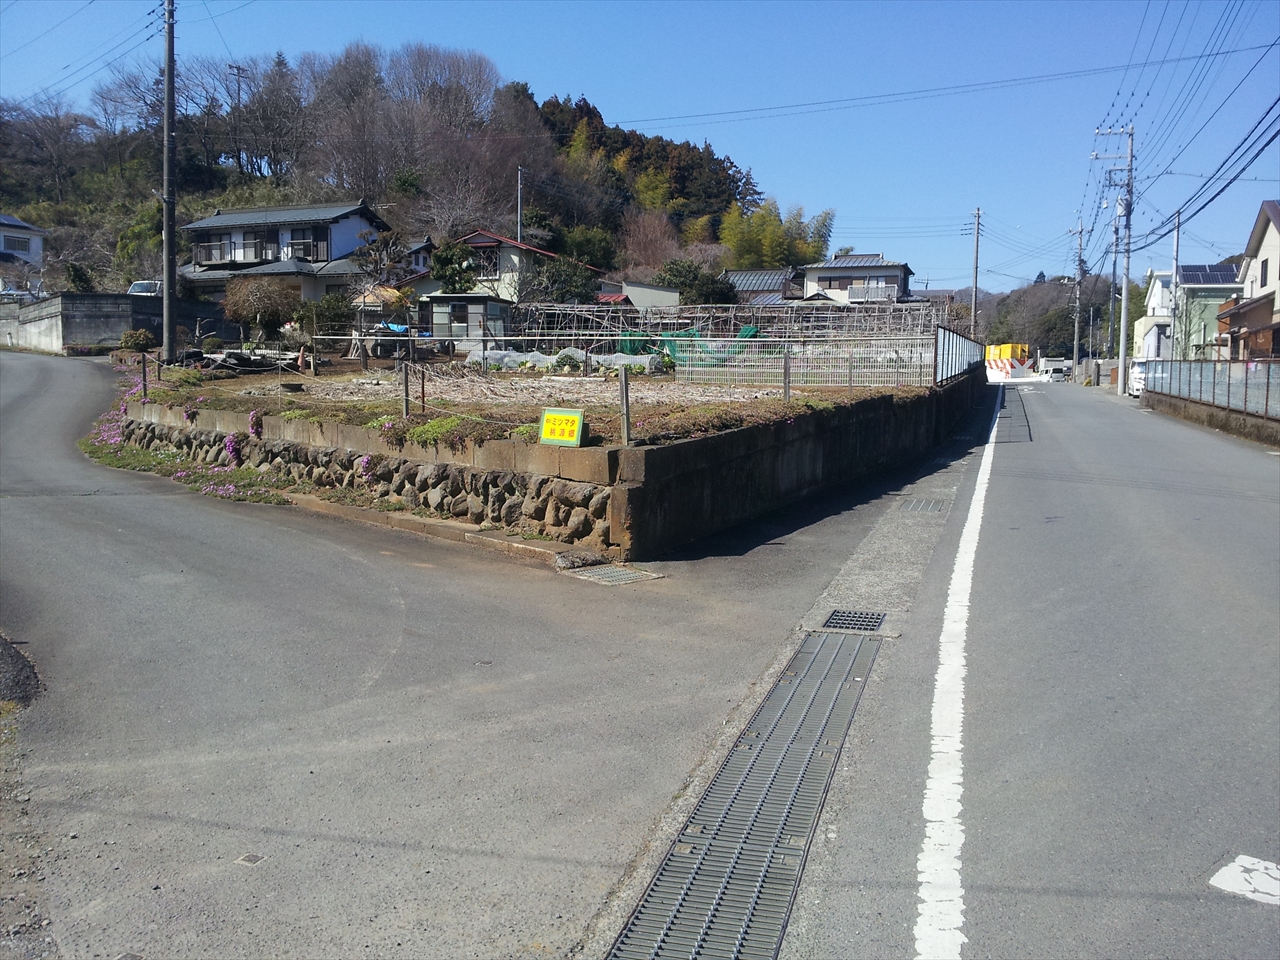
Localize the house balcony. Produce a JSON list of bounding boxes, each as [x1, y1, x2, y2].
[[193, 241, 232, 265], [845, 284, 898, 302], [282, 239, 328, 261]]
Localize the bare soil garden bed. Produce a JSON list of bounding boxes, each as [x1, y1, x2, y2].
[[127, 356, 923, 448]]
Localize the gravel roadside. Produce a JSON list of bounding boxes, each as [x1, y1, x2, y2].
[[0, 636, 58, 960]]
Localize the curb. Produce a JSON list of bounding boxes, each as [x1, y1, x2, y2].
[[289, 493, 575, 566]]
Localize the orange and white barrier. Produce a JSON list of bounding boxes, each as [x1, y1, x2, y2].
[[984, 359, 1037, 381]]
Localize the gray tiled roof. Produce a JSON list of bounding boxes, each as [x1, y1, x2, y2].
[[180, 257, 363, 282], [803, 254, 904, 269], [183, 203, 389, 232], [0, 213, 45, 233], [723, 268, 797, 294]]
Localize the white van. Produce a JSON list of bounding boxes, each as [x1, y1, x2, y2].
[[127, 280, 161, 296]]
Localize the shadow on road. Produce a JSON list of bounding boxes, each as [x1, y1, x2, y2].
[[654, 385, 1000, 562]]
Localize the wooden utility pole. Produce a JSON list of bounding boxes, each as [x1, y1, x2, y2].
[[161, 0, 177, 364]]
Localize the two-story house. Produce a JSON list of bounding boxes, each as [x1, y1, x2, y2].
[[1138, 269, 1172, 358], [1171, 263, 1241, 359], [179, 201, 392, 302], [798, 254, 912, 303], [0, 213, 45, 284], [1217, 200, 1280, 359]]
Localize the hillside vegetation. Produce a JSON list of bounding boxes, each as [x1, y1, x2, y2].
[[1, 42, 833, 296]]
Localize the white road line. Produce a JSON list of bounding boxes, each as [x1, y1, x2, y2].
[[1210, 855, 1280, 905], [913, 385, 1003, 960]]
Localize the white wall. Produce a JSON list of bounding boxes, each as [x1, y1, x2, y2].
[[1240, 219, 1280, 302]]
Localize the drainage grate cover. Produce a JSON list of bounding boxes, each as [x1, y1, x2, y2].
[[567, 565, 664, 586], [609, 631, 879, 960], [236, 853, 264, 865], [899, 498, 950, 513], [823, 609, 885, 632]]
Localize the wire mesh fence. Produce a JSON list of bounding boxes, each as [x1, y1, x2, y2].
[[668, 336, 935, 387], [1146, 359, 1279, 420]]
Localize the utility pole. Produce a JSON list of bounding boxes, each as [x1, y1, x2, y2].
[[516, 166, 523, 244], [228, 63, 248, 174], [1072, 217, 1083, 376], [1097, 125, 1134, 395], [1117, 127, 1133, 396], [1110, 206, 1119, 358], [161, 0, 177, 364], [1170, 208, 1181, 360], [970, 208, 981, 337]]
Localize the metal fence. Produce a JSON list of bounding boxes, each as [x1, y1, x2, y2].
[[1146, 359, 1279, 420], [671, 335, 935, 388], [935, 325, 985, 384]]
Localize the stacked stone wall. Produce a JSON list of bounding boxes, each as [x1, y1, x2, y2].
[[117, 417, 615, 554]]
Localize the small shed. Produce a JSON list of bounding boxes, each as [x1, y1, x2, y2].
[[419, 293, 512, 344]]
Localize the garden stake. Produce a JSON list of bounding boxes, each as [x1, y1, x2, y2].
[[620, 365, 631, 446]]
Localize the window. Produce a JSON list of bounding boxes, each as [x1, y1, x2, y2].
[[473, 247, 499, 279], [325, 284, 347, 296], [817, 276, 850, 291], [3, 235, 30, 253], [1262, 258, 1269, 288]]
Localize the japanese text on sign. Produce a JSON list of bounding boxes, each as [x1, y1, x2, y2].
[[539, 408, 585, 447]]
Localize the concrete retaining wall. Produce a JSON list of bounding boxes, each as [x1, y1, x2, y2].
[[124, 366, 987, 560], [1141, 391, 1280, 447], [0, 295, 232, 353]]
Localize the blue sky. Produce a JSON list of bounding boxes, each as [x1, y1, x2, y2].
[[2, 0, 1277, 292]]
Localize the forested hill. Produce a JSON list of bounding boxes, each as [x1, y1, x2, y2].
[[0, 41, 832, 295]]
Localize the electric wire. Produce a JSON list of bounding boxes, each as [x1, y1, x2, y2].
[[0, 0, 96, 60]]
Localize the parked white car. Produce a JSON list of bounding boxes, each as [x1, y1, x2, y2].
[[127, 280, 161, 296]]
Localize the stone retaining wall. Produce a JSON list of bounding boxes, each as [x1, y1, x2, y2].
[[123, 365, 986, 560]]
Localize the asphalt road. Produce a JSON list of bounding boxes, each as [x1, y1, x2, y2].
[[3, 353, 1276, 959], [0, 350, 931, 960], [782, 381, 1280, 959]]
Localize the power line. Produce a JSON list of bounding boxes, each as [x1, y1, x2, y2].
[[0, 0, 95, 60], [12, 5, 161, 108], [614, 43, 1275, 128]]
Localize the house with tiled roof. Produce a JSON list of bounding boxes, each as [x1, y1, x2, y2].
[[722, 268, 803, 305], [448, 229, 604, 303], [179, 201, 392, 302], [799, 254, 913, 303], [1217, 201, 1280, 359], [0, 213, 45, 269]]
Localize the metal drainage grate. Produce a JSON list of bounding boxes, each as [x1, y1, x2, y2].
[[609, 631, 879, 960], [899, 498, 950, 513], [568, 565, 664, 586], [823, 609, 885, 632]]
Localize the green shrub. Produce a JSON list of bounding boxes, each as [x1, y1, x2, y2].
[[201, 336, 223, 352], [407, 416, 464, 447], [120, 329, 156, 352]]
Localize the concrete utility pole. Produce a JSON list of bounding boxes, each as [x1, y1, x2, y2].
[[516, 167, 523, 244], [970, 208, 981, 337], [1073, 217, 1083, 375], [1117, 127, 1133, 396], [161, 0, 177, 364], [1097, 126, 1134, 394], [1170, 208, 1181, 359], [1110, 206, 1119, 358]]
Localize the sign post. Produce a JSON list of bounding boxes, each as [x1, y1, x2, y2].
[[539, 408, 585, 447]]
